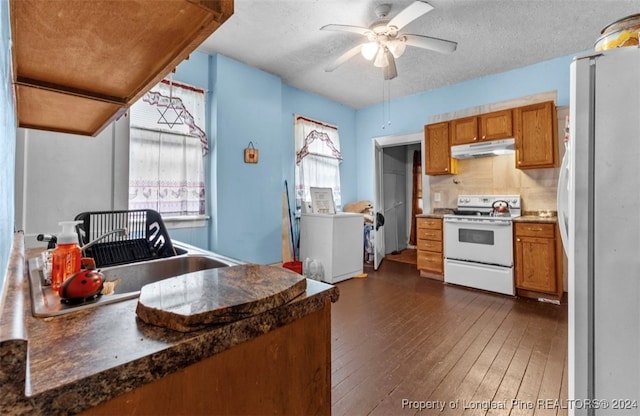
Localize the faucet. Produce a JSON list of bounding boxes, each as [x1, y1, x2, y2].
[[81, 228, 128, 253]]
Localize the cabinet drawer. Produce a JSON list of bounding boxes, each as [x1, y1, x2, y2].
[[417, 228, 442, 241], [417, 239, 442, 253], [515, 222, 555, 238], [417, 250, 443, 273], [417, 218, 442, 230]]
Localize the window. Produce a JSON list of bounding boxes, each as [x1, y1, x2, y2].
[[128, 79, 208, 218], [294, 115, 342, 212]]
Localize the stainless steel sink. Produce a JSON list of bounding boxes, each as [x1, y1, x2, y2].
[[28, 243, 242, 317]]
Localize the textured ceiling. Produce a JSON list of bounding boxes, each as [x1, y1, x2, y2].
[[198, 0, 639, 108]]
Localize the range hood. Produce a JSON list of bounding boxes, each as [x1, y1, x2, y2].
[[451, 138, 515, 160]]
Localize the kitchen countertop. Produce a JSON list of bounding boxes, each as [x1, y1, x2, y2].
[[514, 214, 558, 224], [418, 209, 557, 223], [0, 232, 339, 415], [416, 208, 453, 219]]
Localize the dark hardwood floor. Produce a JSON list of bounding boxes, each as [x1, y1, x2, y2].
[[330, 261, 568, 416]]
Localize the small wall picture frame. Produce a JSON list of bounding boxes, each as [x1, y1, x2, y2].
[[244, 141, 259, 164]]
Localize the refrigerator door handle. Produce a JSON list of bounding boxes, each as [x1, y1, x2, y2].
[[557, 142, 570, 255]]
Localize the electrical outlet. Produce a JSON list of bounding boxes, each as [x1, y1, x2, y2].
[[434, 192, 441, 202]]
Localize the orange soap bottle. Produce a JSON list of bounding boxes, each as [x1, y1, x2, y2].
[[51, 221, 82, 295]]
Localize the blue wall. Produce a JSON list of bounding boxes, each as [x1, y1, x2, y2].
[[167, 53, 359, 264], [0, 0, 16, 292], [210, 55, 284, 263]]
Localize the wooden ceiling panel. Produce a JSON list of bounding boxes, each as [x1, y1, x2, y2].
[[10, 0, 233, 136], [15, 85, 124, 136]]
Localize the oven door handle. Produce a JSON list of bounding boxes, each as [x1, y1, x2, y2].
[[444, 218, 512, 226]]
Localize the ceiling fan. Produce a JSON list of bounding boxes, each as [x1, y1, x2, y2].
[[321, 1, 457, 80]]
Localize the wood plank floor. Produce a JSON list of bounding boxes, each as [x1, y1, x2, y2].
[[331, 261, 568, 416]]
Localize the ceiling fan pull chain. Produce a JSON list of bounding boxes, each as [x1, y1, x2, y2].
[[386, 80, 392, 127], [381, 80, 386, 129], [381, 79, 391, 129]]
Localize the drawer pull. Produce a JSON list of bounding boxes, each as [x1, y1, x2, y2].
[[516, 238, 521, 242], [527, 227, 544, 232]]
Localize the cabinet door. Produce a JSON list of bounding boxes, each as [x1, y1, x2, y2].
[[514, 101, 557, 169], [515, 235, 557, 293], [424, 123, 456, 175], [450, 116, 478, 145], [479, 109, 513, 141]]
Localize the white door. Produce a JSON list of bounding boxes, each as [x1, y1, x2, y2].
[[372, 140, 385, 270]]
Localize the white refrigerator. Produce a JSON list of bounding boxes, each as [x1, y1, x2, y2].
[[559, 46, 640, 415]]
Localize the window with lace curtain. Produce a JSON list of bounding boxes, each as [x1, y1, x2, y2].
[[128, 79, 207, 218], [294, 115, 342, 212]]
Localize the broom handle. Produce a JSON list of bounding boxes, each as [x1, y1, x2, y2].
[[284, 180, 296, 262]]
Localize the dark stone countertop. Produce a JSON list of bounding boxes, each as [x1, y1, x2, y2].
[[513, 215, 558, 224], [416, 208, 454, 219], [0, 232, 339, 415], [136, 264, 308, 332]]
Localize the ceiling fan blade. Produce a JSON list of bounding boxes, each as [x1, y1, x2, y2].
[[383, 51, 397, 80], [320, 24, 371, 36], [387, 1, 434, 31], [404, 33, 457, 54], [325, 44, 363, 72]]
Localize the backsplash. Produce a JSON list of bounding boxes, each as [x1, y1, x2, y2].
[[428, 154, 560, 212]]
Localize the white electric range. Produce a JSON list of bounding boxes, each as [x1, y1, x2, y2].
[[443, 194, 521, 295]]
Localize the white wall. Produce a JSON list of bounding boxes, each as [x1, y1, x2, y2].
[[14, 119, 129, 247]]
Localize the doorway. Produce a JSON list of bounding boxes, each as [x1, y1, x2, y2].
[[383, 144, 420, 253], [372, 132, 428, 269]]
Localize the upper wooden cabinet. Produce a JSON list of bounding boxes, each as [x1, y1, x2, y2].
[[479, 109, 513, 141], [10, 0, 234, 136], [514, 101, 557, 169], [450, 109, 513, 145], [425, 122, 457, 175], [450, 116, 478, 145]]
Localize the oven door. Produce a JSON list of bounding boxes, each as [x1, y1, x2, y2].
[[444, 217, 513, 266]]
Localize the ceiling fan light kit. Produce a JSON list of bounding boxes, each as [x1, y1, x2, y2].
[[361, 42, 379, 60], [321, 1, 457, 80], [387, 38, 407, 58], [374, 48, 389, 68]]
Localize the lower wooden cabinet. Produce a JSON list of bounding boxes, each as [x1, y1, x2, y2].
[[416, 217, 443, 277], [514, 221, 563, 299]]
